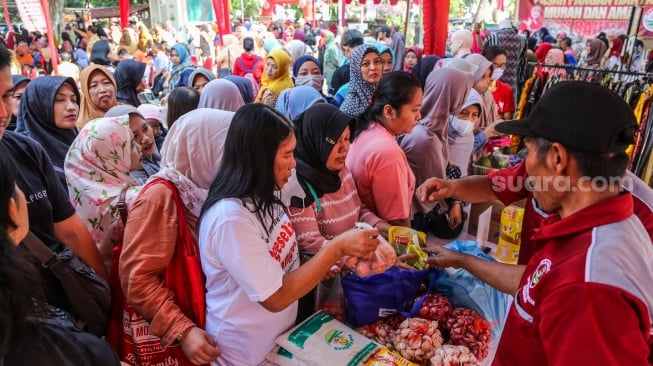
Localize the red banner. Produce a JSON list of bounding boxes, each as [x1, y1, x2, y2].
[[517, 0, 650, 38], [212, 0, 231, 40]]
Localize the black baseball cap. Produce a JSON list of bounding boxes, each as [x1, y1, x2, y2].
[[495, 81, 637, 153]]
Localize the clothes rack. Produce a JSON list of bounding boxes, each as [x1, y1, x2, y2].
[[527, 62, 653, 78]]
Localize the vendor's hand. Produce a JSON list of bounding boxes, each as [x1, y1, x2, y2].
[[416, 178, 453, 203], [180, 326, 221, 365], [447, 203, 463, 230], [423, 246, 465, 270], [322, 264, 342, 280], [334, 228, 379, 258], [395, 253, 418, 270]]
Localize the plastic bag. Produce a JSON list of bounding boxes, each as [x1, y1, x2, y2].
[[275, 311, 380, 366], [433, 240, 511, 339], [365, 347, 419, 366], [341, 222, 397, 277], [315, 274, 346, 323], [388, 226, 429, 270]]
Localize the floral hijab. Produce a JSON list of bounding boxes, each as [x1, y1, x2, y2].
[[65, 116, 141, 270], [153, 108, 234, 218], [340, 44, 380, 117], [256, 48, 294, 100]]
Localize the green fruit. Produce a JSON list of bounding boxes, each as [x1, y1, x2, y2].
[[496, 159, 510, 169], [477, 157, 492, 167]]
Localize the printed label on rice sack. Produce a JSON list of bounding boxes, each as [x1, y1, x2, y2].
[[276, 311, 381, 365]]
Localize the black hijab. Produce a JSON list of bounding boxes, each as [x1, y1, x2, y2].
[[7, 75, 30, 131], [412, 55, 441, 89], [15, 76, 80, 180], [115, 59, 146, 106], [290, 104, 355, 208], [90, 40, 112, 65]]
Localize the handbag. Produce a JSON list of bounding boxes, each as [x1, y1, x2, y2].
[[105, 178, 206, 366], [341, 266, 435, 327], [21, 232, 111, 336], [218, 49, 231, 78]]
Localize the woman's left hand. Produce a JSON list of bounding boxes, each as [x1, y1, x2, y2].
[[448, 203, 463, 229]]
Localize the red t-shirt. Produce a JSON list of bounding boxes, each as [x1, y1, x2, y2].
[[491, 80, 515, 116]]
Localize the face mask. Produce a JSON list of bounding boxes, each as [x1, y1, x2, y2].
[[277, 169, 306, 207], [295, 75, 324, 92], [491, 67, 504, 81], [448, 116, 474, 136]]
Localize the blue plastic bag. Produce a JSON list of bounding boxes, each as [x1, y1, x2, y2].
[[341, 266, 436, 327], [433, 240, 511, 339]]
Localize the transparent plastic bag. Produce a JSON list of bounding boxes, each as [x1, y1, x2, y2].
[[315, 274, 346, 323], [342, 222, 397, 277]]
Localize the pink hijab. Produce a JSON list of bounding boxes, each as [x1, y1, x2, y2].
[[544, 48, 567, 77], [400, 67, 473, 214]]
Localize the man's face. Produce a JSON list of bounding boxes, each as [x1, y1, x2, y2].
[[0, 67, 14, 140], [523, 137, 564, 214]]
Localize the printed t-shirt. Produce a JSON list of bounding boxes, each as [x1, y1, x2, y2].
[[199, 198, 299, 366], [492, 80, 515, 115]]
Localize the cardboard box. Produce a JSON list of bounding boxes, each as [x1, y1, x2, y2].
[[468, 199, 526, 244]]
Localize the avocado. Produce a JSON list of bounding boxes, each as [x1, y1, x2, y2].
[[477, 157, 492, 167]]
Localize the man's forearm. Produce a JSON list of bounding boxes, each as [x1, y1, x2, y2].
[[459, 255, 524, 295], [451, 175, 498, 203]]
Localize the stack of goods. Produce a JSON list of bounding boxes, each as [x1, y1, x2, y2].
[[473, 146, 527, 175], [355, 292, 490, 366]]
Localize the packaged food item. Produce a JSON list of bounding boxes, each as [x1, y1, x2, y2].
[[364, 347, 418, 366], [388, 226, 428, 270], [342, 222, 397, 277], [495, 205, 524, 264], [275, 311, 380, 366]]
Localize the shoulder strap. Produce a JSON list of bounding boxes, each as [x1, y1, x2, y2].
[[22, 231, 58, 267], [117, 188, 128, 225], [141, 178, 188, 231]]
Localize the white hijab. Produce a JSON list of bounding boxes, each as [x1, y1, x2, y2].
[[152, 108, 235, 218]]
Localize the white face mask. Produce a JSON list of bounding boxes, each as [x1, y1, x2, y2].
[[448, 116, 474, 136], [277, 169, 306, 207], [295, 75, 324, 92], [491, 67, 504, 81]]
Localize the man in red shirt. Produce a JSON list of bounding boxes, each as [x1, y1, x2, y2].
[[422, 81, 653, 363]]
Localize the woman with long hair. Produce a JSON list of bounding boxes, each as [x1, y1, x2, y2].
[[166, 86, 200, 130], [198, 103, 378, 365], [15, 76, 80, 187]]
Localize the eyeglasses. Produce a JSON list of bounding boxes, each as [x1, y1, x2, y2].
[[493, 62, 506, 69]]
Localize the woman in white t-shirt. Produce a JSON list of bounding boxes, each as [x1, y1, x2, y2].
[[198, 103, 379, 365]]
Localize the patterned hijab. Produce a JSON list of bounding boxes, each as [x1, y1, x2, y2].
[[275, 86, 326, 121], [257, 48, 294, 100], [153, 108, 234, 218], [77, 65, 118, 129], [65, 116, 141, 270], [400, 68, 473, 214], [291, 104, 355, 208], [198, 79, 245, 112], [15, 76, 80, 176], [340, 44, 380, 117]]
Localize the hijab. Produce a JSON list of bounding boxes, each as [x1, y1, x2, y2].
[[77, 65, 118, 128], [292, 55, 323, 77], [275, 85, 326, 120], [403, 46, 423, 73], [188, 67, 215, 88], [223, 75, 254, 103], [15, 76, 80, 178], [7, 75, 30, 131], [153, 108, 234, 218], [90, 40, 112, 66], [375, 43, 395, 66], [290, 104, 356, 208], [399, 68, 473, 214], [586, 38, 607, 66], [198, 79, 245, 112], [544, 48, 566, 77], [535, 42, 553, 63], [463, 54, 495, 129], [114, 59, 146, 107], [285, 40, 308, 62], [257, 48, 294, 99], [64, 116, 141, 270], [340, 44, 380, 117], [412, 55, 440, 89], [170, 43, 195, 87]]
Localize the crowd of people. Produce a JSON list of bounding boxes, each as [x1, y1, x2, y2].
[[0, 13, 651, 366]]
